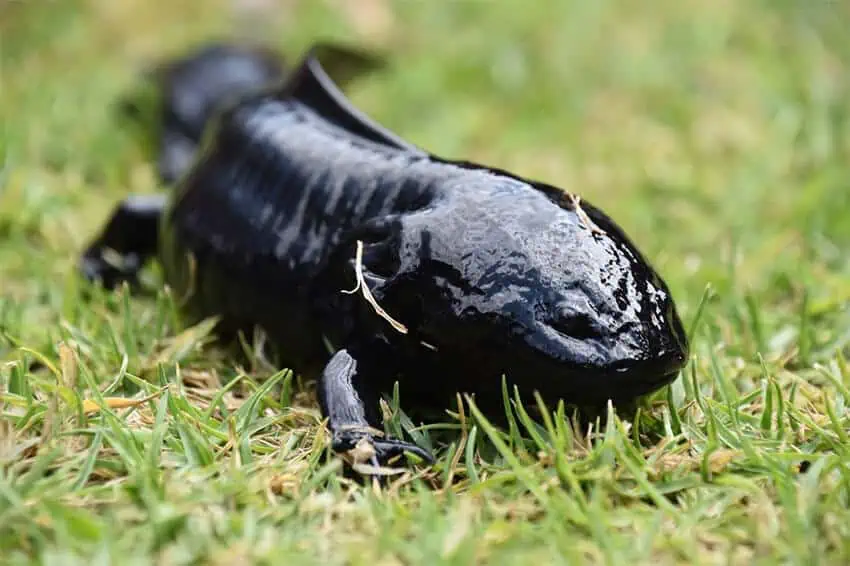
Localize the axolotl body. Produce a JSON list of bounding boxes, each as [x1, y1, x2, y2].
[[80, 44, 689, 466]]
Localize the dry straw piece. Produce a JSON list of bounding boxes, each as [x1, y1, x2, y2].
[[568, 193, 604, 235], [341, 240, 409, 335]]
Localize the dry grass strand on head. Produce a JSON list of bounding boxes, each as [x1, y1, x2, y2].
[[568, 194, 605, 235], [341, 240, 408, 335]]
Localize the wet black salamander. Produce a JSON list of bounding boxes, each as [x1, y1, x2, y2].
[[80, 44, 689, 468]]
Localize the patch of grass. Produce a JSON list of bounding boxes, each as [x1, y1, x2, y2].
[[2, 0, 850, 563]]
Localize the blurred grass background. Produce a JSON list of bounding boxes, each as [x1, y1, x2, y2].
[[2, 0, 850, 564]]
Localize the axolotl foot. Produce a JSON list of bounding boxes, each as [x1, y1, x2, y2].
[[319, 347, 434, 473], [332, 426, 435, 469]]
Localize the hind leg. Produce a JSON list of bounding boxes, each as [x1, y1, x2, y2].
[[79, 194, 166, 289]]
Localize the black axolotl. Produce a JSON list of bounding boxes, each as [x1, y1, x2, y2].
[[117, 41, 382, 185], [80, 44, 689, 467]]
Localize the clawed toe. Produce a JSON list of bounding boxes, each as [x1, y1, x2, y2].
[[79, 252, 140, 289], [332, 429, 434, 470], [372, 438, 434, 465]]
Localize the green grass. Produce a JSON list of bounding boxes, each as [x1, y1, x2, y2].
[[2, 0, 850, 563]]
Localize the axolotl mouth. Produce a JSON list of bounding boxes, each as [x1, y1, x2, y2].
[[439, 313, 689, 408], [523, 296, 689, 404]]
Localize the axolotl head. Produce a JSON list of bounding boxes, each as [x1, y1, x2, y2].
[[371, 172, 689, 407]]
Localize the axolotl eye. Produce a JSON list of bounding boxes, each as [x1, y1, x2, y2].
[[548, 313, 598, 341]]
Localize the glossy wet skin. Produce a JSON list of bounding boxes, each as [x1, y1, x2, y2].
[[81, 44, 689, 467], [370, 173, 688, 405]]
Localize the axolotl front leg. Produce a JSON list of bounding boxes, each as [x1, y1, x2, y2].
[[78, 194, 166, 288], [319, 344, 435, 467]]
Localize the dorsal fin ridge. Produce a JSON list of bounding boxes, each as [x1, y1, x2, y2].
[[280, 43, 426, 156]]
